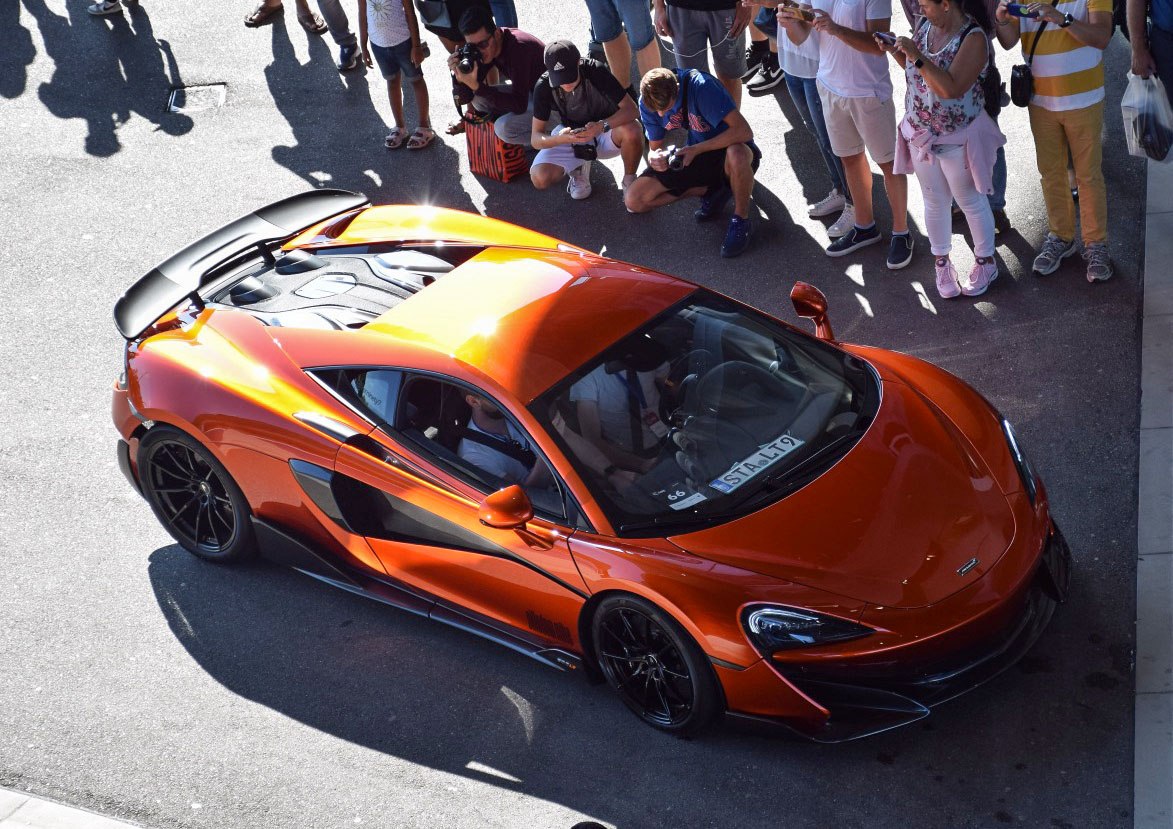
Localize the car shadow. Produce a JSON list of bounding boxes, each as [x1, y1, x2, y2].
[[264, 19, 477, 211], [21, 0, 191, 157]]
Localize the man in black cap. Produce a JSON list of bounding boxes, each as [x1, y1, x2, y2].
[[529, 40, 643, 200]]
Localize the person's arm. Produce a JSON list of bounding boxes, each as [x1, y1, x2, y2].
[[1029, 2, 1112, 48], [653, 0, 673, 37], [401, 0, 427, 66], [813, 9, 891, 55], [897, 29, 988, 97], [358, 0, 371, 68], [994, 0, 1022, 48], [531, 116, 568, 149], [475, 37, 539, 114], [875, 29, 909, 66], [576, 401, 654, 471], [576, 74, 641, 140], [778, 6, 815, 45], [1129, 0, 1156, 75], [730, 3, 755, 37], [676, 108, 753, 166]]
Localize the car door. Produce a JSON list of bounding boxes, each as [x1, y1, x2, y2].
[[325, 367, 591, 652]]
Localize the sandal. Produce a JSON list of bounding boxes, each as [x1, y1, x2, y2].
[[244, 2, 282, 27], [445, 118, 465, 136], [385, 127, 408, 150], [407, 126, 436, 150], [297, 10, 327, 33]]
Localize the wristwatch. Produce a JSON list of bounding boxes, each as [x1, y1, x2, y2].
[[913, 57, 925, 68], [1060, 12, 1074, 26], [601, 120, 612, 132]]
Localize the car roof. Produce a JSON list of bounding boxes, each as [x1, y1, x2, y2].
[[364, 246, 695, 403]]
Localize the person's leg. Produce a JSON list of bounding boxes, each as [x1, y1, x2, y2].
[[602, 34, 634, 87], [989, 143, 1007, 212], [938, 145, 995, 257], [705, 9, 748, 108], [410, 77, 430, 128], [387, 74, 405, 128], [878, 162, 908, 233], [493, 106, 535, 145], [585, 0, 630, 84], [625, 176, 684, 212], [666, 6, 711, 73], [909, 151, 953, 256], [725, 143, 755, 218], [612, 121, 643, 176], [798, 75, 849, 198], [489, 0, 517, 29], [1028, 104, 1076, 242], [616, 0, 661, 82], [852, 94, 905, 233], [314, 0, 355, 46], [531, 163, 569, 189], [1066, 101, 1107, 244], [841, 152, 873, 224]]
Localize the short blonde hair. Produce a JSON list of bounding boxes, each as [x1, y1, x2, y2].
[[640, 68, 679, 112]]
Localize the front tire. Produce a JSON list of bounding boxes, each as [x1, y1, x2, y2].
[[138, 425, 256, 563], [591, 594, 721, 736]]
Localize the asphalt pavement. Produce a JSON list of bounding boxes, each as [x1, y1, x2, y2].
[[0, 0, 1149, 827]]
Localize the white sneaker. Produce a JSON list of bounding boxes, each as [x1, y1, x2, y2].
[[567, 162, 592, 200], [809, 189, 846, 219], [88, 0, 123, 14], [621, 173, 637, 192], [826, 203, 855, 238]]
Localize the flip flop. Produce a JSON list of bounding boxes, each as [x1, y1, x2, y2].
[[407, 126, 436, 150], [445, 118, 465, 136], [297, 10, 327, 33], [385, 127, 408, 149], [244, 2, 282, 27]]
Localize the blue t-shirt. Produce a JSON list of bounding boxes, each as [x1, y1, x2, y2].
[[639, 69, 737, 147], [1154, 0, 1173, 34]]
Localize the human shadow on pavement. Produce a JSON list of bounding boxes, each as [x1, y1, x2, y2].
[[265, 19, 476, 211], [0, 0, 37, 100], [22, 0, 191, 157]]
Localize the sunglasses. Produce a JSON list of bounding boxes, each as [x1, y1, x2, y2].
[[467, 34, 493, 50]]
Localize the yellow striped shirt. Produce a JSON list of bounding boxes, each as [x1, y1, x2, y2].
[[1019, 0, 1111, 111]]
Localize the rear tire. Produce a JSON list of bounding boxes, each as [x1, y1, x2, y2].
[[591, 594, 721, 737], [138, 425, 256, 563]]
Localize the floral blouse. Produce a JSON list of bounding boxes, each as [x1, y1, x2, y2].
[[904, 17, 989, 138]]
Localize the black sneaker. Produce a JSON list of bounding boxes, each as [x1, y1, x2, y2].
[[720, 215, 753, 258], [826, 225, 881, 257], [992, 208, 1010, 235], [747, 57, 785, 97], [695, 184, 732, 223], [886, 233, 914, 270], [337, 43, 359, 71], [740, 42, 770, 82]]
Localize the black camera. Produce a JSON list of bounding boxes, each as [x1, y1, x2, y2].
[[667, 146, 685, 171], [455, 42, 480, 75]]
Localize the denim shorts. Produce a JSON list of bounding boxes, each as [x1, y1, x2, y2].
[[584, 0, 657, 50], [370, 39, 423, 81]]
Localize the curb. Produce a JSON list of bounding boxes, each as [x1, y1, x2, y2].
[[0, 787, 145, 829], [1135, 157, 1173, 828]]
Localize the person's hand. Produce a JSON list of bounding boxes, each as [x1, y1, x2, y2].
[[810, 9, 837, 36], [362, 47, 373, 69], [605, 467, 639, 490], [673, 144, 700, 167], [654, 3, 673, 37], [895, 35, 922, 62], [579, 121, 606, 140], [411, 43, 427, 66], [1029, 2, 1065, 24], [649, 147, 672, 172], [994, 0, 1012, 24], [1132, 43, 1157, 78], [730, 3, 754, 37], [873, 32, 897, 52], [452, 60, 478, 90]]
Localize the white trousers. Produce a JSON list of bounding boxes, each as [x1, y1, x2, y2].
[[910, 143, 995, 258]]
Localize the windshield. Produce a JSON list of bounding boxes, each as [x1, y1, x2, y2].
[[530, 291, 879, 535]]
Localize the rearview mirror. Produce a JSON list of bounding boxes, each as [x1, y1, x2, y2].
[[790, 282, 835, 342], [478, 485, 534, 529]]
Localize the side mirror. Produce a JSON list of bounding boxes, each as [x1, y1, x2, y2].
[[790, 282, 835, 342], [478, 485, 534, 529]]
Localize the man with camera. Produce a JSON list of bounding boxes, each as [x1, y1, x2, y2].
[[448, 6, 546, 144], [995, 0, 1113, 282], [530, 40, 644, 200], [624, 67, 760, 258]]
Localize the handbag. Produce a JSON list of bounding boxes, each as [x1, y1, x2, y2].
[[1010, 6, 1055, 107], [415, 0, 450, 27]]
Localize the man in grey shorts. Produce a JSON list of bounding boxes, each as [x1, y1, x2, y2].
[[652, 0, 754, 105]]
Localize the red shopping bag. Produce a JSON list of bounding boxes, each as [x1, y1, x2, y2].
[[466, 119, 529, 182]]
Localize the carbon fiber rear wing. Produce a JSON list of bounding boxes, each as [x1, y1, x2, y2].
[[113, 188, 370, 339]]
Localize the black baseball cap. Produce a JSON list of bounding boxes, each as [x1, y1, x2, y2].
[[544, 40, 580, 86]]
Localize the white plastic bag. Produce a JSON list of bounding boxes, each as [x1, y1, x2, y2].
[[1122, 72, 1173, 163]]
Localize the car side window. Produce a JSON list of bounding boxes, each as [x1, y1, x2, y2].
[[310, 368, 404, 429], [395, 374, 572, 523]]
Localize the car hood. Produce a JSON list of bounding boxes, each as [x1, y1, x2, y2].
[[667, 379, 1016, 609]]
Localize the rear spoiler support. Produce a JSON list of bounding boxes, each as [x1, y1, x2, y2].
[[113, 188, 369, 340]]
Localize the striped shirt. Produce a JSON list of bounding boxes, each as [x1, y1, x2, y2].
[[1019, 0, 1112, 111]]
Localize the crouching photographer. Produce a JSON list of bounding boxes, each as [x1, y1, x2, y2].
[[447, 6, 545, 142], [624, 67, 761, 258], [530, 40, 644, 201]]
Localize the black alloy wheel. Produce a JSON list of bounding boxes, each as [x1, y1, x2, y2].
[[138, 426, 256, 562], [592, 595, 720, 736]]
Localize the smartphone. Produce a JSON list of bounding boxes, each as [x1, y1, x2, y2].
[[791, 8, 816, 22], [1005, 3, 1039, 16], [874, 31, 898, 46]]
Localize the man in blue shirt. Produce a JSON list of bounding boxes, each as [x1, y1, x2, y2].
[[624, 67, 761, 258], [1129, 0, 1173, 91]]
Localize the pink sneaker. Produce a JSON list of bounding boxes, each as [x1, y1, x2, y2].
[[963, 256, 999, 297], [935, 256, 961, 299]]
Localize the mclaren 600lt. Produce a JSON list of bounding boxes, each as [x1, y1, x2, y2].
[[112, 189, 1070, 741]]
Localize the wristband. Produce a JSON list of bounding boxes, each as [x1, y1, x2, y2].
[[602, 120, 611, 132], [913, 57, 925, 68]]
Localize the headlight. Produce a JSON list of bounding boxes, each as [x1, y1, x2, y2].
[[1000, 419, 1037, 505], [742, 605, 873, 655]]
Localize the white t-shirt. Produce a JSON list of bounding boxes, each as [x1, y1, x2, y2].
[[779, 22, 821, 80], [812, 0, 894, 99], [458, 419, 530, 485], [366, 0, 410, 48], [569, 363, 669, 453]]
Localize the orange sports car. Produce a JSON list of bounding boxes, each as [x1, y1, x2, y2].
[[112, 190, 1070, 742]]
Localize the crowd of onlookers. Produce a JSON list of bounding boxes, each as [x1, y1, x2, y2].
[[84, 0, 1173, 295]]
